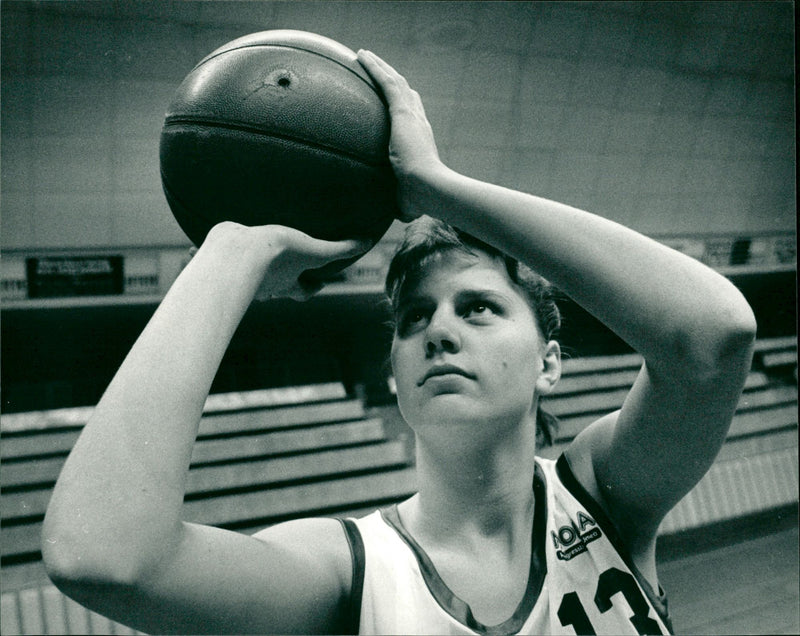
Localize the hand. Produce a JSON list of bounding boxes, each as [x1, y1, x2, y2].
[[203, 222, 370, 302], [357, 49, 443, 221]]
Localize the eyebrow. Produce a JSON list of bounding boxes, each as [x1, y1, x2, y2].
[[457, 288, 512, 302], [396, 287, 515, 311]]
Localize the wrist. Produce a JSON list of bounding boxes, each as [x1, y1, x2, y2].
[[205, 221, 275, 261], [400, 160, 453, 220], [197, 222, 276, 293]]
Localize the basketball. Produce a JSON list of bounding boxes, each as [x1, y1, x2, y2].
[[159, 30, 398, 274]]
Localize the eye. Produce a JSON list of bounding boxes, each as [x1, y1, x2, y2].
[[396, 306, 429, 336], [463, 300, 497, 319]]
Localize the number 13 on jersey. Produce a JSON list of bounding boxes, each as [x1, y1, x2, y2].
[[557, 567, 667, 635]]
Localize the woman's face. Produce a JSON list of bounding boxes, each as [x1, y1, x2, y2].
[[390, 250, 557, 434]]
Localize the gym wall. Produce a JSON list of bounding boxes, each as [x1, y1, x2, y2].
[[1, 1, 796, 411], [1, 0, 795, 250]]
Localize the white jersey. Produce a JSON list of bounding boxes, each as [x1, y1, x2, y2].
[[339, 455, 672, 635]]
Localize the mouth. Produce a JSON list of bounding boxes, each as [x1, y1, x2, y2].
[[418, 364, 475, 386]]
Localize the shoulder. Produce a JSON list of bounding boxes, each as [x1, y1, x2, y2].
[[562, 412, 661, 576], [561, 412, 653, 540], [252, 517, 354, 590], [561, 412, 617, 501]]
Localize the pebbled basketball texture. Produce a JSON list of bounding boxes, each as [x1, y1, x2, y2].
[[159, 30, 398, 276]]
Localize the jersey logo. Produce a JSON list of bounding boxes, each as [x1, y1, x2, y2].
[[552, 510, 601, 561]]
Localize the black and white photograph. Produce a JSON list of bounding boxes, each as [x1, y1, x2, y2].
[[1, 1, 796, 634]]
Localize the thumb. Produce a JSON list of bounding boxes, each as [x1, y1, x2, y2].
[[296, 235, 374, 268]]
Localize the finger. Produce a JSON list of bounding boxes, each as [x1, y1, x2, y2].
[[357, 50, 407, 96], [294, 235, 373, 267], [358, 49, 393, 75], [360, 49, 405, 80]]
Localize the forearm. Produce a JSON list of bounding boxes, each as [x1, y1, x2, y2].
[[418, 165, 756, 371], [43, 226, 268, 578], [355, 48, 755, 371]]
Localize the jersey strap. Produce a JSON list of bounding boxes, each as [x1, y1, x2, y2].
[[555, 454, 674, 633], [339, 517, 366, 635]]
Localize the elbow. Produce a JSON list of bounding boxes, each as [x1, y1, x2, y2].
[[42, 535, 141, 622], [654, 287, 757, 385], [42, 475, 183, 594], [716, 311, 757, 378], [42, 536, 100, 596], [686, 293, 758, 383], [718, 290, 758, 354], [41, 517, 112, 591], [41, 502, 86, 584], [41, 507, 148, 592], [42, 533, 151, 607]]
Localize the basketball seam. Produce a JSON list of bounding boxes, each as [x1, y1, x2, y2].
[[193, 43, 383, 103], [162, 118, 390, 168]]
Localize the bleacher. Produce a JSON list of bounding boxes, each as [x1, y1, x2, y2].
[[1, 337, 796, 635], [539, 336, 799, 533], [1, 382, 417, 635]]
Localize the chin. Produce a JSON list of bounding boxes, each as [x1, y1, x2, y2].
[[412, 396, 537, 431], [409, 396, 509, 427]]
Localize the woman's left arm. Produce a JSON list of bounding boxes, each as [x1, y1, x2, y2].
[[358, 50, 757, 543]]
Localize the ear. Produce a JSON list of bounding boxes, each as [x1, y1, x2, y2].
[[535, 340, 561, 396]]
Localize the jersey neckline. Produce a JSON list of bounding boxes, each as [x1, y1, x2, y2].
[[379, 460, 549, 636]]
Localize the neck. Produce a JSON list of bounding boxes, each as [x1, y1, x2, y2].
[[407, 419, 538, 544]]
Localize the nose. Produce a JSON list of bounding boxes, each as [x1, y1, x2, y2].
[[424, 308, 461, 356]]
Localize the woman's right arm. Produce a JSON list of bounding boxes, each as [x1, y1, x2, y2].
[[42, 222, 365, 634]]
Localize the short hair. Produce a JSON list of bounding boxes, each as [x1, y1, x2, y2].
[[385, 216, 561, 446]]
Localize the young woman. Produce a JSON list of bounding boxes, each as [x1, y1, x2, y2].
[[42, 50, 756, 635]]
